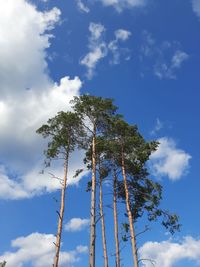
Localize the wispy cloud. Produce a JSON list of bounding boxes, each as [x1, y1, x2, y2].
[[150, 118, 163, 136], [192, 0, 200, 17], [115, 29, 132, 41], [81, 23, 131, 78], [80, 23, 107, 79], [140, 236, 200, 267], [0, 233, 88, 267], [65, 218, 90, 232], [99, 0, 146, 12], [150, 137, 191, 180], [76, 0, 90, 13], [154, 50, 189, 79], [108, 29, 132, 64], [140, 31, 189, 79]]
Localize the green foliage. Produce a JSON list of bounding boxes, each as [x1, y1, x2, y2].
[[36, 95, 180, 258], [106, 116, 180, 236], [86, 180, 92, 192], [36, 111, 85, 164], [70, 95, 118, 134], [121, 223, 130, 242], [161, 212, 181, 234], [73, 169, 84, 178]]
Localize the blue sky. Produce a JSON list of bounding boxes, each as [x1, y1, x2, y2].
[[0, 0, 200, 266]]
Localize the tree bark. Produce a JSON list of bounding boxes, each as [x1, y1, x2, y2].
[[99, 176, 109, 267], [89, 131, 96, 267], [113, 168, 120, 267], [53, 150, 69, 267], [121, 147, 139, 267]]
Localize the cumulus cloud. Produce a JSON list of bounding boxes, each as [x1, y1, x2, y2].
[[139, 236, 200, 267], [0, 232, 88, 267], [0, 0, 84, 199], [150, 137, 191, 180], [192, 0, 200, 17], [140, 31, 189, 79], [99, 0, 146, 12], [0, 166, 29, 200], [81, 23, 131, 77], [65, 218, 90, 232], [76, 0, 90, 13]]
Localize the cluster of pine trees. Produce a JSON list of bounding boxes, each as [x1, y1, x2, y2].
[[36, 95, 180, 267]]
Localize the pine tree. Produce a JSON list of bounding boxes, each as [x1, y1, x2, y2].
[[71, 95, 117, 267], [108, 117, 180, 266], [107, 117, 158, 267], [36, 111, 85, 267]]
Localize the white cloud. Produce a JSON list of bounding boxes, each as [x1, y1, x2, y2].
[[0, 150, 87, 200], [76, 0, 90, 13], [65, 218, 90, 232], [0, 166, 29, 200], [141, 31, 189, 79], [0, 0, 85, 199], [192, 0, 200, 17], [81, 44, 107, 79], [154, 50, 189, 79], [108, 29, 131, 65], [0, 232, 88, 267], [89, 22, 105, 41], [140, 236, 200, 267], [80, 22, 107, 79], [150, 137, 191, 180], [115, 29, 132, 41], [171, 50, 189, 69], [100, 0, 146, 12], [81, 23, 131, 77]]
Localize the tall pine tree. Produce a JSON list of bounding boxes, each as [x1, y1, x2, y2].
[[36, 111, 85, 267], [71, 95, 117, 267]]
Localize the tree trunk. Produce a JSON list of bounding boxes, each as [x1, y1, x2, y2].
[[53, 151, 69, 267], [89, 132, 96, 267], [99, 176, 109, 267], [121, 147, 138, 267], [113, 168, 120, 267]]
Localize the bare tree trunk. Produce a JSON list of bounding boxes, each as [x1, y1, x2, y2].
[[89, 131, 96, 267], [53, 150, 69, 267], [113, 168, 120, 267], [99, 176, 109, 267], [121, 148, 138, 267]]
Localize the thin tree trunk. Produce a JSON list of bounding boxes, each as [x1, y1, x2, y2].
[[113, 169, 120, 267], [53, 150, 69, 267], [113, 168, 120, 267], [99, 176, 109, 267], [89, 131, 96, 267], [121, 147, 139, 267]]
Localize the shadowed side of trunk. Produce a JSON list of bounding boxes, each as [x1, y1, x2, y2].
[[53, 151, 69, 267], [113, 168, 120, 267], [99, 176, 109, 267], [121, 148, 138, 267], [89, 133, 96, 267]]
